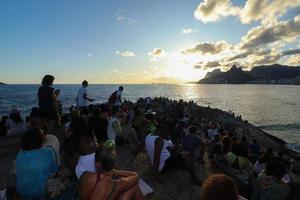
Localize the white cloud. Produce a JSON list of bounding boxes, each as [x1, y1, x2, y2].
[[194, 0, 300, 24], [87, 53, 92, 57], [115, 10, 136, 24], [286, 55, 300, 65], [194, 0, 240, 23], [182, 40, 232, 55], [181, 28, 198, 34], [116, 51, 135, 57], [148, 48, 167, 61]]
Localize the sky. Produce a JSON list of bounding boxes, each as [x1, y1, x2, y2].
[[1, 0, 300, 84]]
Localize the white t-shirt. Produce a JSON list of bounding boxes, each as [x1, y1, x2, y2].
[[43, 134, 60, 165], [114, 90, 122, 106], [75, 152, 96, 178], [207, 128, 218, 140], [76, 87, 87, 107], [107, 117, 120, 141], [5, 119, 27, 136], [145, 134, 172, 171]]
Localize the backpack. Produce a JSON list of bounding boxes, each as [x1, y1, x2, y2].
[[108, 91, 117, 104]]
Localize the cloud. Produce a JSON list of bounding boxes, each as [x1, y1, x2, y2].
[[240, 17, 300, 52], [194, 0, 300, 24], [115, 10, 136, 24], [194, 0, 239, 23], [194, 61, 220, 69], [286, 55, 300, 65], [87, 53, 92, 57], [181, 28, 198, 34], [282, 48, 300, 56], [182, 41, 232, 55], [116, 51, 135, 57], [148, 48, 167, 60]]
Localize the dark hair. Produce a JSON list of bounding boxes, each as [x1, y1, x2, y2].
[[69, 117, 88, 136], [230, 143, 248, 157], [189, 126, 197, 134], [22, 128, 45, 150], [9, 112, 23, 124], [30, 107, 40, 118], [41, 75, 55, 86], [92, 107, 102, 116], [82, 80, 88, 86], [95, 147, 116, 172], [111, 107, 120, 116], [202, 174, 239, 200], [119, 86, 124, 91], [265, 160, 286, 179]]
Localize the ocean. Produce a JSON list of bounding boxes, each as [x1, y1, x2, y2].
[[0, 84, 300, 151]]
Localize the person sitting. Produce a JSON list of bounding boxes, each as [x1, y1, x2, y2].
[[16, 128, 58, 199], [5, 108, 27, 136], [182, 126, 205, 162], [202, 174, 246, 200], [88, 107, 108, 143], [207, 122, 219, 140], [252, 161, 290, 200], [79, 147, 145, 200], [253, 148, 274, 177]]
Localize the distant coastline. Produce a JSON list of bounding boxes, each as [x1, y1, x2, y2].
[[197, 64, 300, 85], [0, 82, 5, 85]]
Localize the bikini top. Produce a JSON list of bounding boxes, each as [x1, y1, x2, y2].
[[86, 173, 117, 200]]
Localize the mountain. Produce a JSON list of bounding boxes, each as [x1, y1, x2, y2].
[[198, 64, 300, 84], [0, 82, 5, 85], [199, 65, 255, 84]]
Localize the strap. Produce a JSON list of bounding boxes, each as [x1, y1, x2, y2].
[[106, 180, 117, 200], [86, 173, 102, 200]]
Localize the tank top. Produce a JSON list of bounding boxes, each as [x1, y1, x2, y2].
[[107, 117, 119, 141], [145, 134, 172, 171]]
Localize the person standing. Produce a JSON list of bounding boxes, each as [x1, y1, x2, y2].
[[76, 80, 94, 113], [38, 75, 59, 128], [108, 86, 124, 108]]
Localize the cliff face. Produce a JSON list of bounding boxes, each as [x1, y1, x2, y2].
[[198, 64, 300, 84]]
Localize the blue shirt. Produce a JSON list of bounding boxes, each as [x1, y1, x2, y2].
[[16, 147, 58, 197], [182, 134, 202, 157]]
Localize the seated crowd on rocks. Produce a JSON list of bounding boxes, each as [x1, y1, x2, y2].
[[0, 75, 293, 200]]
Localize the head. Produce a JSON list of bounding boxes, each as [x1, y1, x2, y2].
[[92, 107, 102, 117], [119, 86, 124, 91], [21, 128, 45, 150], [202, 174, 239, 200], [265, 160, 286, 179], [9, 108, 23, 123], [189, 126, 197, 134], [41, 75, 55, 86], [230, 143, 248, 157], [82, 80, 88, 87], [111, 106, 120, 117], [95, 147, 116, 172], [54, 89, 60, 96]]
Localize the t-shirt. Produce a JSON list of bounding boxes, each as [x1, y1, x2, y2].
[[38, 86, 56, 111], [16, 147, 58, 197], [76, 87, 87, 107], [145, 134, 172, 171], [5, 119, 27, 136], [75, 152, 96, 178], [182, 133, 202, 157], [207, 128, 218, 140], [107, 117, 120, 141], [114, 90, 122, 106]]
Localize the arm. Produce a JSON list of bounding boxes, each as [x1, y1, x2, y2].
[[83, 93, 94, 101], [113, 170, 139, 193], [153, 137, 163, 173]]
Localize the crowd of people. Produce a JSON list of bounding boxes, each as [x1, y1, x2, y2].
[[0, 75, 294, 200]]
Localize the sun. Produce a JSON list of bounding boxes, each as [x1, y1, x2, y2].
[[165, 52, 207, 82]]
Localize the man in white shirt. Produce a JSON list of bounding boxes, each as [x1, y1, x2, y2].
[[76, 80, 94, 113]]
